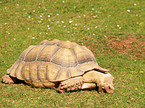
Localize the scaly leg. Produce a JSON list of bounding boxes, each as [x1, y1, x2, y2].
[[57, 77, 84, 93]]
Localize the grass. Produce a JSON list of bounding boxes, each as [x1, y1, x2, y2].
[[0, 0, 145, 107]]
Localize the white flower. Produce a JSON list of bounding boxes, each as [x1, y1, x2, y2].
[[83, 15, 86, 17], [117, 25, 119, 27], [48, 27, 51, 29], [46, 33, 48, 34], [93, 15, 97, 18], [40, 15, 42, 17], [134, 3, 136, 6], [104, 35, 107, 37], [47, 25, 50, 27], [14, 38, 16, 40], [33, 10, 35, 12], [92, 8, 94, 10], [57, 21, 59, 23], [48, 15, 50, 17], [28, 16, 31, 18], [41, 19, 43, 20], [75, 24, 77, 26], [38, 21, 41, 23], [84, 26, 86, 27], [69, 21, 72, 23], [28, 28, 30, 30], [127, 10, 130, 12], [32, 37, 35, 39], [93, 33, 95, 35], [8, 33, 10, 34], [61, 21, 64, 23], [95, 26, 98, 28], [87, 28, 90, 30], [56, 13, 59, 16], [17, 4, 19, 6], [62, 1, 64, 3], [5, 23, 7, 25], [64, 25, 66, 27]]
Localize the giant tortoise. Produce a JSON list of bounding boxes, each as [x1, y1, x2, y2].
[[2, 39, 114, 93]]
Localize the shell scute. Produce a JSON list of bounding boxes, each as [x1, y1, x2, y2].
[[24, 45, 45, 62], [77, 62, 99, 71], [68, 67, 83, 77], [51, 48, 77, 67], [19, 45, 35, 61], [55, 67, 69, 81], [37, 45, 59, 62], [72, 45, 93, 64], [15, 61, 25, 80], [38, 62, 47, 82], [30, 61, 39, 82], [47, 62, 61, 81], [22, 62, 30, 81], [9, 61, 20, 77]]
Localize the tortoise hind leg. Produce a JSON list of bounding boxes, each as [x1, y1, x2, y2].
[[57, 77, 84, 93], [2, 75, 18, 84]]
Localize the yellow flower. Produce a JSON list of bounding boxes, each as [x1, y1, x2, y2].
[[139, 22, 143, 26], [135, 88, 138, 90]]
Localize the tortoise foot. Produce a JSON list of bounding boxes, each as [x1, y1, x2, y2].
[[57, 77, 84, 93], [2, 75, 15, 84]]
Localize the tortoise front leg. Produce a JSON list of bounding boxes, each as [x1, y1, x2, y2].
[[57, 77, 84, 93]]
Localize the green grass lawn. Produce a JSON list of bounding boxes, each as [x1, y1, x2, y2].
[[0, 0, 145, 107]]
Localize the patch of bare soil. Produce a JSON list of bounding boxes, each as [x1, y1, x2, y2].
[[106, 34, 145, 59]]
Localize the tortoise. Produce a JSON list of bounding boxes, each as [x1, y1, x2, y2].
[[2, 39, 114, 93]]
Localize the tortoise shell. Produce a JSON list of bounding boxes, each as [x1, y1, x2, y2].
[[7, 39, 108, 85]]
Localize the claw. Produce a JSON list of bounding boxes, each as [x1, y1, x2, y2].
[[67, 88, 71, 92], [57, 84, 65, 93]]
